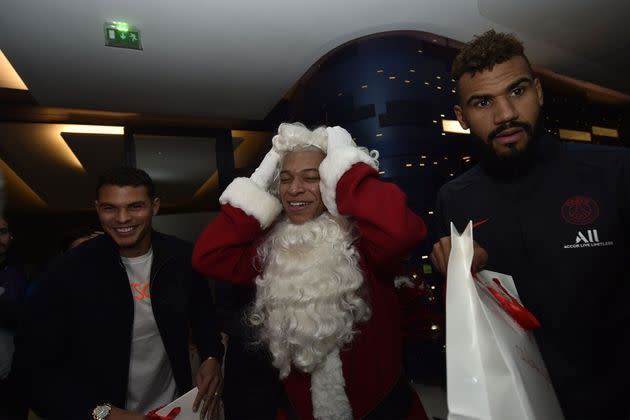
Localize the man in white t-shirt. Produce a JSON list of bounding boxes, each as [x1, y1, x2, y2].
[[14, 167, 224, 420]]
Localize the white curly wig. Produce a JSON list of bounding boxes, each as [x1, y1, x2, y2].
[[272, 122, 328, 153]]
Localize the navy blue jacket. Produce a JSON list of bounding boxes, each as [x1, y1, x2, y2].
[[436, 136, 630, 419], [0, 257, 29, 331], [13, 231, 223, 419]]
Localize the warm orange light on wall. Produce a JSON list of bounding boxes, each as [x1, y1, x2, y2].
[[0, 49, 28, 90], [47, 125, 86, 171], [0, 158, 47, 209], [559, 129, 591, 142], [591, 126, 619, 138]]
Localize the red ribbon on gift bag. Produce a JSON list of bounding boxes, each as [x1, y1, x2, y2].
[[473, 273, 541, 330], [146, 406, 181, 420]]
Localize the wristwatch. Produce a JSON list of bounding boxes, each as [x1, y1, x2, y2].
[[92, 403, 112, 420]]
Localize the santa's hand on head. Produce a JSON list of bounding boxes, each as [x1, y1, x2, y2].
[[250, 148, 281, 191], [320, 126, 379, 216], [217, 144, 283, 229]]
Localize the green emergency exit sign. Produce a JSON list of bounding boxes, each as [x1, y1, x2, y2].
[[104, 21, 142, 50]]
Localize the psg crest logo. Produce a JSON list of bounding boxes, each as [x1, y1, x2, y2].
[[561, 196, 600, 225]]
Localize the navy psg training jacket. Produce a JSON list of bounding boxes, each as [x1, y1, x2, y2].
[[436, 135, 630, 419]]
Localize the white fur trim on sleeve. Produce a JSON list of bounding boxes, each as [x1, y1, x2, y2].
[[319, 147, 378, 216], [219, 177, 282, 229], [311, 349, 353, 420]]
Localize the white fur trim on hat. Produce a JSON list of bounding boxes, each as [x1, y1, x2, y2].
[[311, 349, 353, 420], [219, 177, 282, 229], [319, 147, 378, 216]]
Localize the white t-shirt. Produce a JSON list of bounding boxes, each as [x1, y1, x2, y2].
[[122, 249, 177, 413]]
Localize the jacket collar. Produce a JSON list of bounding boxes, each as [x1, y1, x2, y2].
[[100, 229, 176, 269]]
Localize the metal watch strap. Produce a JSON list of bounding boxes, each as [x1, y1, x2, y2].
[[92, 403, 112, 420]]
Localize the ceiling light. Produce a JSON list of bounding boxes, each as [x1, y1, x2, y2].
[[61, 125, 124, 135], [442, 120, 470, 134]]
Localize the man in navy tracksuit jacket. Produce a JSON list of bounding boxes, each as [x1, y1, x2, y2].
[[13, 168, 224, 420], [431, 30, 630, 419]]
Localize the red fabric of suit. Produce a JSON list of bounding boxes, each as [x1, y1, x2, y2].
[[193, 163, 428, 419]]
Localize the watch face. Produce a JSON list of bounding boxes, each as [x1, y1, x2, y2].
[[93, 405, 110, 418]]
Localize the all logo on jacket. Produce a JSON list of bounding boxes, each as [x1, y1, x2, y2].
[[561, 196, 613, 249], [563, 229, 614, 249]]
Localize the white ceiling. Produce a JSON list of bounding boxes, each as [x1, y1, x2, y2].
[[1, 0, 628, 121], [478, 0, 630, 95]]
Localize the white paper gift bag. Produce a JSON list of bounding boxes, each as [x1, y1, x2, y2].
[[446, 222, 564, 420]]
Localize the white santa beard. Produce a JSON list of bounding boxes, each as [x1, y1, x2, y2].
[[251, 212, 371, 380]]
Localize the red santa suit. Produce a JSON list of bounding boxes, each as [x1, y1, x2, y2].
[[193, 145, 428, 419]]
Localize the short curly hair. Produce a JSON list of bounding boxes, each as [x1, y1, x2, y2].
[[451, 30, 533, 82]]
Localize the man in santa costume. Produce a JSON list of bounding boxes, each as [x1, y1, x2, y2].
[[193, 123, 428, 419]]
